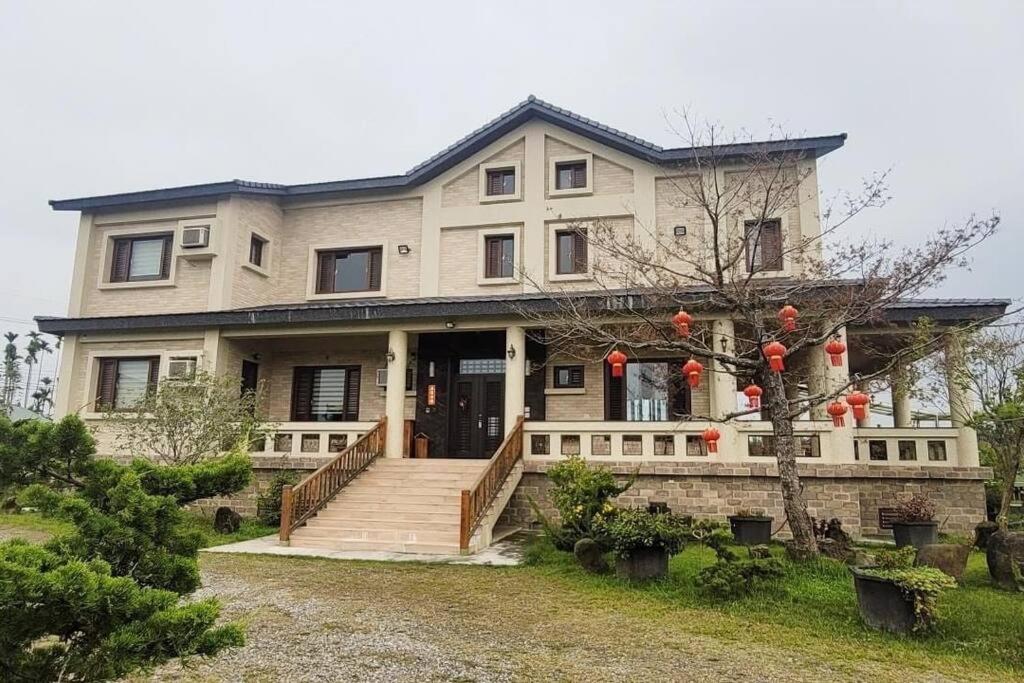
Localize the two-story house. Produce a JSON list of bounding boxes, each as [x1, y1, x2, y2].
[[38, 97, 1004, 554]]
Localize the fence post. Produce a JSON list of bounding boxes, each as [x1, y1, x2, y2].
[[459, 489, 471, 551], [279, 484, 293, 544]]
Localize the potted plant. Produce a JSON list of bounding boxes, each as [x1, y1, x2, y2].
[[891, 494, 939, 550], [727, 509, 773, 546], [852, 547, 957, 633], [598, 508, 689, 581]]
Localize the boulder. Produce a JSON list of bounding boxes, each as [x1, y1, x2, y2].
[[574, 538, 609, 574], [915, 543, 971, 582], [1, 495, 18, 512], [213, 506, 242, 534], [986, 531, 1024, 591], [748, 544, 771, 559], [974, 521, 999, 550], [818, 538, 854, 562]]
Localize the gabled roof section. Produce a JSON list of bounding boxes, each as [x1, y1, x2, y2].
[[49, 95, 847, 212]]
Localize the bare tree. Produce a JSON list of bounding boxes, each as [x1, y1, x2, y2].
[[522, 113, 1000, 557]]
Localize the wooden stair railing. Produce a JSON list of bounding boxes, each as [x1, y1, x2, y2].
[[459, 415, 524, 550], [279, 417, 387, 543]]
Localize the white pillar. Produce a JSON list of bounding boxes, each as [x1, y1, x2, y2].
[[504, 325, 526, 434], [710, 319, 736, 419], [944, 333, 980, 467], [816, 327, 854, 462], [384, 329, 408, 458], [52, 334, 78, 418], [891, 362, 912, 428]]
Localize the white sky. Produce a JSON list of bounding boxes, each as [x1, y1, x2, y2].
[[0, 0, 1020, 371]]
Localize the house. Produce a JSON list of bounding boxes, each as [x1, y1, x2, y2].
[[37, 96, 1005, 553]]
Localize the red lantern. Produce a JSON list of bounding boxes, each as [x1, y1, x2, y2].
[[826, 401, 848, 427], [702, 427, 721, 453], [607, 350, 628, 378], [847, 391, 870, 421], [743, 384, 763, 409], [778, 305, 799, 332], [762, 341, 787, 372], [682, 358, 704, 389], [824, 337, 847, 367], [672, 310, 693, 338]]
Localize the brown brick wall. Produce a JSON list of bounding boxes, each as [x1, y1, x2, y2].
[[188, 455, 328, 518]]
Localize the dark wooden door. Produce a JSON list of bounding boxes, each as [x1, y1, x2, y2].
[[450, 374, 504, 458]]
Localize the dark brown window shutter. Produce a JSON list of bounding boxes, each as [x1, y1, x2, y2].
[[147, 358, 161, 393], [606, 367, 624, 421], [573, 229, 588, 273], [485, 237, 501, 278], [97, 358, 117, 408], [291, 367, 314, 421], [317, 252, 335, 294], [573, 163, 587, 188], [367, 250, 382, 290], [762, 221, 783, 270], [159, 235, 173, 278], [110, 239, 131, 282], [668, 362, 691, 418], [487, 171, 501, 196], [569, 366, 584, 387], [343, 367, 361, 420]]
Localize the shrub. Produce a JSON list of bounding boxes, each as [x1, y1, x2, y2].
[[860, 543, 957, 630], [697, 556, 786, 600], [894, 493, 937, 523], [596, 508, 689, 559], [257, 470, 300, 526]]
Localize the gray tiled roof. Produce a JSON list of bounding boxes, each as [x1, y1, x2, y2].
[[50, 96, 846, 211]]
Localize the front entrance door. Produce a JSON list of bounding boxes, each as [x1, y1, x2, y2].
[[450, 360, 505, 458]]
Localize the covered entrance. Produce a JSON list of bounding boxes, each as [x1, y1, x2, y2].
[[450, 359, 506, 458]]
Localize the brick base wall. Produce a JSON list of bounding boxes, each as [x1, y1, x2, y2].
[[500, 461, 990, 539], [188, 455, 328, 518]]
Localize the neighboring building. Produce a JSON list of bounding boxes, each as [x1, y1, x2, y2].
[[38, 97, 1005, 553]]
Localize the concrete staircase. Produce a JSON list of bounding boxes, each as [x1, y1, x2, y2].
[[287, 458, 490, 555]]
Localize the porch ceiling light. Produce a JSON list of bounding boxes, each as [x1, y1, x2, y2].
[[507, 344, 516, 360], [445, 321, 455, 329]]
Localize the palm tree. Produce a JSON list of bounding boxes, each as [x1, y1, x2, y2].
[[23, 331, 42, 406], [2, 332, 21, 410], [31, 376, 54, 416]]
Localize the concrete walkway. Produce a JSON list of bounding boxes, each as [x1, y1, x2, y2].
[[202, 530, 528, 566]]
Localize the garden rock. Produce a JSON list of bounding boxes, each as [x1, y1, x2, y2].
[[986, 530, 1024, 591], [915, 543, 971, 582], [213, 506, 242, 534], [1, 495, 18, 512], [748, 544, 771, 559], [574, 538, 609, 574], [818, 538, 853, 562], [974, 521, 999, 549]]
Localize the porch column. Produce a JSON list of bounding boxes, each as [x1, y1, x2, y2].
[[504, 325, 526, 434], [890, 361, 913, 428], [808, 327, 850, 421], [944, 332, 980, 467], [384, 329, 408, 458], [710, 319, 736, 419]]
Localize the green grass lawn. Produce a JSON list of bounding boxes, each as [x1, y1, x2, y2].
[[525, 537, 1024, 678]]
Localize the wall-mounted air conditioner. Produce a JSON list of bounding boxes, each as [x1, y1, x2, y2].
[[375, 368, 388, 387], [181, 225, 210, 249], [167, 358, 197, 379]]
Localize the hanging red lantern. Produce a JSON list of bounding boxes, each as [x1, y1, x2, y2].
[[702, 426, 721, 453], [826, 401, 848, 427], [762, 341, 787, 372], [672, 310, 693, 338], [743, 384, 763, 409], [607, 350, 628, 378], [682, 358, 704, 389], [847, 391, 870, 421], [824, 337, 847, 367], [778, 305, 799, 332]]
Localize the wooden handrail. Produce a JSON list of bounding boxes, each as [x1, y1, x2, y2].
[[279, 417, 387, 543], [459, 416, 524, 550]]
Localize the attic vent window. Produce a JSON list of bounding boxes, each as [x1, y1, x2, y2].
[[673, 225, 687, 237]]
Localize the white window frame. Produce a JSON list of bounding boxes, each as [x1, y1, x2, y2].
[[478, 161, 522, 204], [305, 239, 389, 301], [548, 152, 593, 198], [476, 225, 522, 285], [96, 225, 179, 290], [547, 222, 594, 282], [243, 231, 271, 277], [81, 348, 203, 418]]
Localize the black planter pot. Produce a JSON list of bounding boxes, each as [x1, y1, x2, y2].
[[615, 547, 669, 581], [852, 570, 916, 634], [892, 521, 938, 550], [728, 516, 773, 546]]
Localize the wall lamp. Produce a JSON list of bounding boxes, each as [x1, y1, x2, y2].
[[385, 348, 396, 363], [397, 244, 411, 255], [444, 321, 456, 329], [507, 344, 517, 360]]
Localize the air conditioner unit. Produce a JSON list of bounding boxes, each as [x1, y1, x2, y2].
[[167, 358, 197, 379], [181, 225, 210, 249], [375, 368, 388, 387]]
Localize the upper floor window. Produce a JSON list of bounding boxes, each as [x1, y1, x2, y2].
[[555, 161, 587, 190], [555, 228, 588, 275], [96, 356, 160, 410], [316, 247, 382, 294], [745, 219, 783, 273], [249, 234, 267, 268], [110, 234, 172, 283], [484, 234, 515, 279], [485, 168, 516, 197]]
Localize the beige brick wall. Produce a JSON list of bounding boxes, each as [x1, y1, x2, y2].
[[437, 225, 524, 296], [231, 197, 284, 309], [544, 136, 633, 197], [543, 216, 634, 291], [442, 138, 526, 208], [273, 197, 423, 303]]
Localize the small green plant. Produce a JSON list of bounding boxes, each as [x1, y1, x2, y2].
[[894, 493, 937, 523], [861, 543, 957, 630], [596, 508, 689, 559], [733, 509, 767, 518], [692, 518, 785, 600], [257, 470, 299, 526]]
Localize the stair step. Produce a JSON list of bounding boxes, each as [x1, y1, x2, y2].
[[317, 509, 459, 523], [288, 535, 461, 555], [297, 525, 458, 543], [307, 516, 459, 530]]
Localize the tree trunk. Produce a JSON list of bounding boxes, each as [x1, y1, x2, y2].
[[997, 474, 1015, 531], [763, 370, 818, 558]]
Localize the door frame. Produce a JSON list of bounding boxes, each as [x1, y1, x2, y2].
[[447, 362, 505, 459]]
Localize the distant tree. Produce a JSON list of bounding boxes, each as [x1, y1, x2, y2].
[[31, 376, 54, 416], [2, 332, 22, 410]]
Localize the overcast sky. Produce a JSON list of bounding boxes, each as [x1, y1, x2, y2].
[[1, 0, 1020, 370]]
